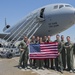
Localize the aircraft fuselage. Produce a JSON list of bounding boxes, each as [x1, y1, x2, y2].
[[3, 3, 75, 40]]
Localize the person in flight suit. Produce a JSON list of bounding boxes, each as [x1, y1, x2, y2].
[[61, 35, 66, 70], [18, 36, 29, 70], [43, 36, 47, 43], [30, 36, 36, 69], [45, 36, 53, 69], [23, 36, 30, 70], [47, 36, 54, 69], [64, 36, 75, 73], [43, 36, 48, 68], [35, 36, 40, 70], [39, 37, 45, 70], [54, 34, 63, 73]]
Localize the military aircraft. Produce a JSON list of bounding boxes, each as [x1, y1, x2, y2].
[[0, 3, 75, 42]]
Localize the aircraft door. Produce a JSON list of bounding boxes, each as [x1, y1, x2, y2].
[[40, 8, 45, 18]]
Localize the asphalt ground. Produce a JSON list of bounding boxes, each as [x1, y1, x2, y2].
[[0, 56, 75, 75]]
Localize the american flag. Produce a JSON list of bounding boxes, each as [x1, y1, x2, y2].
[[29, 42, 58, 59]]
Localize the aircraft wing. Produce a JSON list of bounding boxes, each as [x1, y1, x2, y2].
[[0, 32, 10, 38]]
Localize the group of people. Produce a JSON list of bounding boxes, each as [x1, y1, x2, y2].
[[18, 35, 75, 73]]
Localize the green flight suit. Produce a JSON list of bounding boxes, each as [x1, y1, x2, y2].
[[19, 49, 24, 67], [54, 40, 63, 71], [24, 47, 29, 68], [64, 41, 74, 70], [61, 40, 66, 69], [18, 40, 29, 68]]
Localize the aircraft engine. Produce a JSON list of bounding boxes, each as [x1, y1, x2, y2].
[[3, 25, 10, 32]]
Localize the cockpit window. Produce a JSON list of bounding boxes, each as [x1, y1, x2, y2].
[[65, 5, 72, 7], [59, 5, 64, 9], [54, 5, 58, 9]]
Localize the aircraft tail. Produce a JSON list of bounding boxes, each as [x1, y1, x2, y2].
[[3, 18, 10, 32]]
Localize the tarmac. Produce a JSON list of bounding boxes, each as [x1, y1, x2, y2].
[[0, 56, 75, 75]]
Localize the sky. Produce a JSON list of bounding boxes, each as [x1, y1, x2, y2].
[[0, 0, 75, 42]]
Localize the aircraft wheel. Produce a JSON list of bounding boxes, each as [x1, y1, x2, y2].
[[6, 53, 13, 58]]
